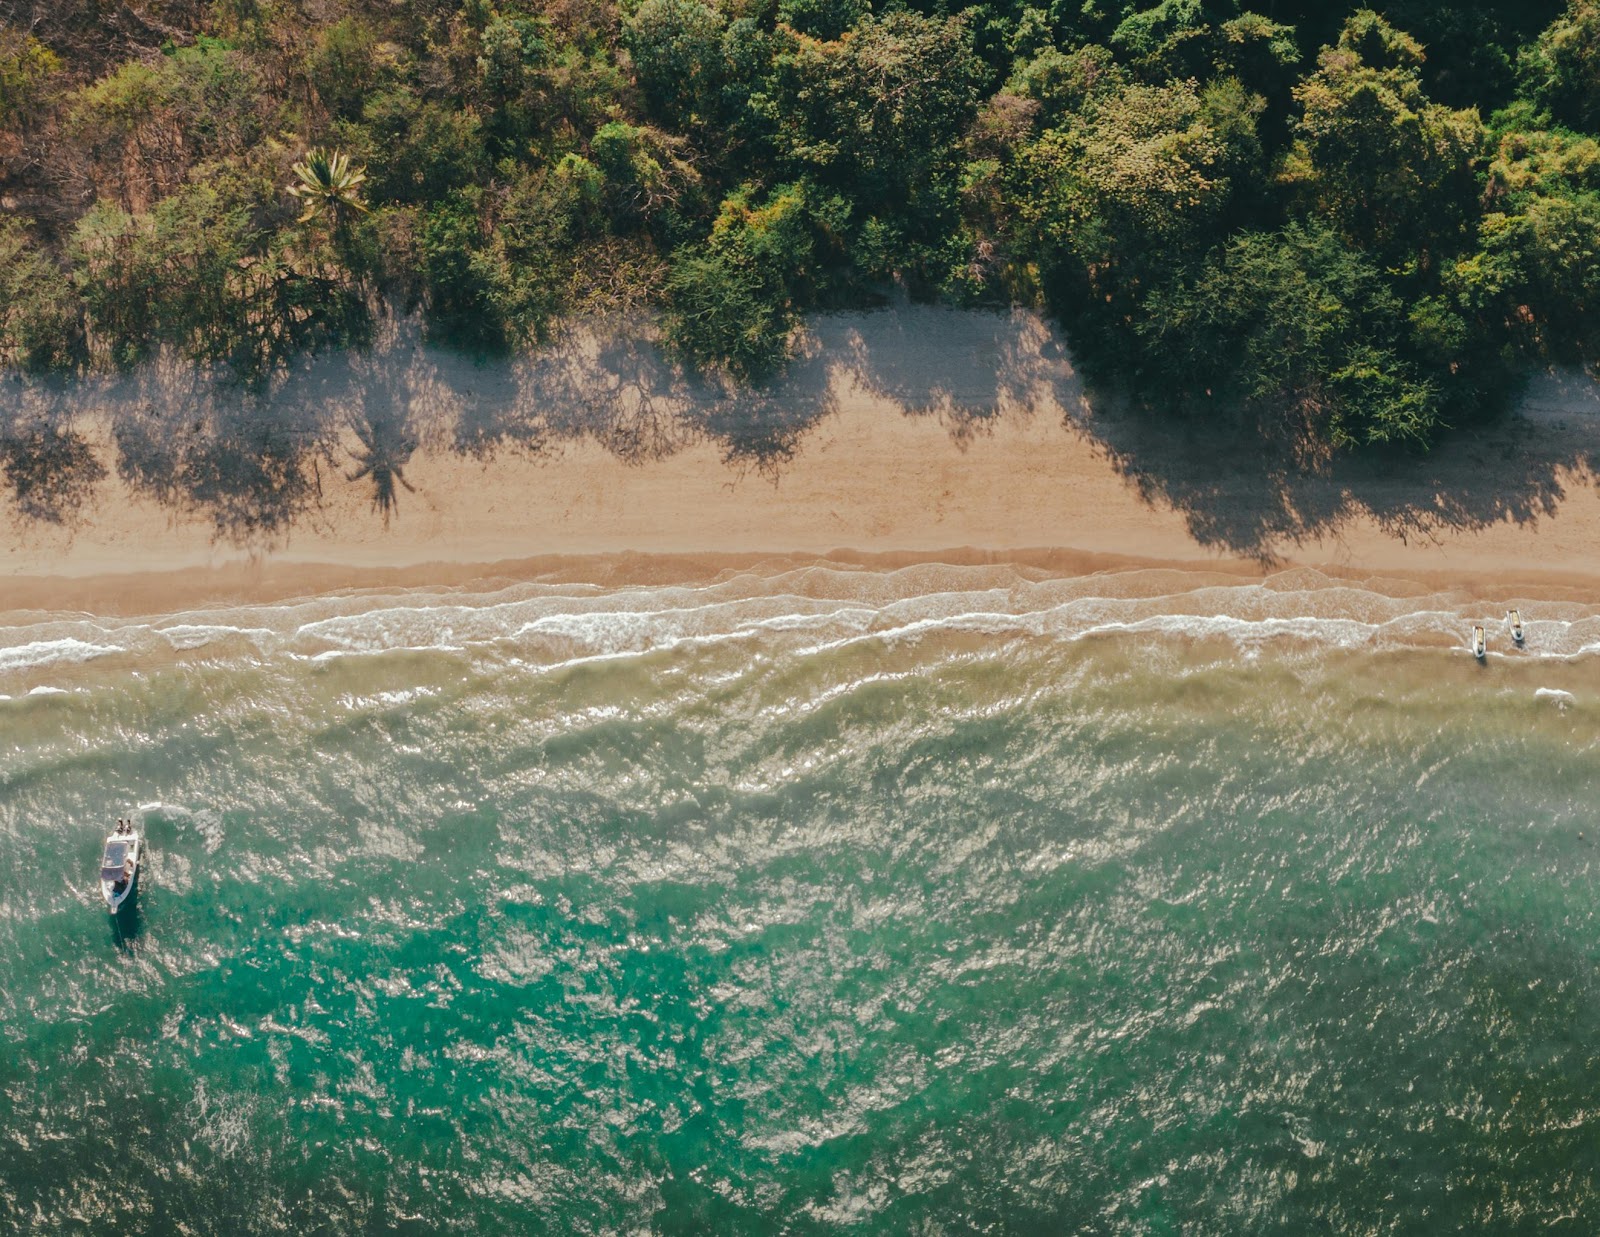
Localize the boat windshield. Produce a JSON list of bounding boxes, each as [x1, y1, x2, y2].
[[100, 840, 129, 877]]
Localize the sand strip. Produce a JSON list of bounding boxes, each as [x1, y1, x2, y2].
[[3, 308, 1597, 615]]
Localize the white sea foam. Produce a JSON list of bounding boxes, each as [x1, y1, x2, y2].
[[304, 644, 467, 663], [0, 637, 122, 673], [158, 624, 276, 652], [337, 687, 442, 709], [6, 565, 1600, 671]]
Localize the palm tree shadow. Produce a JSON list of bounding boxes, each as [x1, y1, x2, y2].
[[331, 380, 415, 524], [345, 407, 416, 523], [279, 320, 432, 523]]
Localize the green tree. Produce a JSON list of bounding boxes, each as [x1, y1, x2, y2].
[[1281, 11, 1483, 264], [1451, 190, 1600, 361], [1519, 1, 1600, 132], [1012, 75, 1263, 292], [338, 91, 486, 205], [1138, 223, 1445, 445], [625, 0, 727, 132], [0, 31, 61, 127], [306, 17, 388, 121], [162, 39, 265, 159], [418, 189, 508, 351], [590, 120, 703, 232], [663, 184, 818, 381], [478, 13, 549, 105], [67, 61, 179, 209], [759, 12, 984, 212], [72, 183, 363, 379], [0, 219, 80, 371], [1007, 45, 1125, 128]]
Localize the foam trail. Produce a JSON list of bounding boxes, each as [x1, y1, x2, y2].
[[0, 638, 122, 672]]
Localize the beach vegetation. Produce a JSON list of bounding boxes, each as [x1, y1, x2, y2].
[[1, 0, 1598, 449], [289, 148, 370, 231]]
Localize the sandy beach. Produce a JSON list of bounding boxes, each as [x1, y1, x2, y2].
[[3, 306, 1598, 615]]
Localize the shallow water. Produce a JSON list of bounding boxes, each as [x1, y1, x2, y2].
[[3, 563, 1599, 1233]]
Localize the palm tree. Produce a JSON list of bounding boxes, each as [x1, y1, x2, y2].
[[288, 148, 369, 231]]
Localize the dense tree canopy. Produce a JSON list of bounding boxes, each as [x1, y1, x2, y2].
[[0, 0, 1595, 446]]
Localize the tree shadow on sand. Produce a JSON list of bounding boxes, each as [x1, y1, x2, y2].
[[442, 317, 840, 475], [110, 357, 332, 544], [688, 331, 840, 474], [3, 308, 1597, 560], [0, 381, 107, 526], [791, 305, 1600, 563], [825, 305, 1071, 448], [1073, 371, 1600, 564]]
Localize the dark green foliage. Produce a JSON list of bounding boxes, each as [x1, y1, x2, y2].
[[414, 158, 618, 352], [306, 19, 387, 122], [1519, 0, 1600, 132], [418, 190, 507, 352], [1008, 44, 1125, 126], [1451, 190, 1600, 361], [1011, 73, 1265, 294], [0, 221, 81, 371], [1281, 13, 1483, 264], [663, 184, 819, 381], [759, 12, 984, 211], [1138, 224, 1444, 444], [4, 0, 1600, 453], [776, 0, 870, 42], [69, 182, 365, 381], [625, 0, 727, 131], [340, 91, 487, 206]]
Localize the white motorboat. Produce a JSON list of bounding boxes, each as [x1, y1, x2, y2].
[[1472, 624, 1487, 660], [1509, 609, 1525, 645], [100, 822, 142, 912]]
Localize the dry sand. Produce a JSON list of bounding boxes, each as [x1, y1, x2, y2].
[[2, 306, 1598, 615]]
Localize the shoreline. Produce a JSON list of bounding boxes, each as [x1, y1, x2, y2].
[[9, 547, 1600, 624], [3, 308, 1598, 616]]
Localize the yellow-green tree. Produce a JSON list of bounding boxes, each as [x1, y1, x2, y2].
[[1281, 12, 1483, 264]]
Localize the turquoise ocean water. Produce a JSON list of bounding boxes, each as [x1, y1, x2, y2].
[[3, 561, 1599, 1233]]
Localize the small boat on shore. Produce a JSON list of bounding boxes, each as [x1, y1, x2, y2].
[[1509, 609, 1525, 645], [99, 819, 142, 912], [1472, 625, 1487, 660]]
